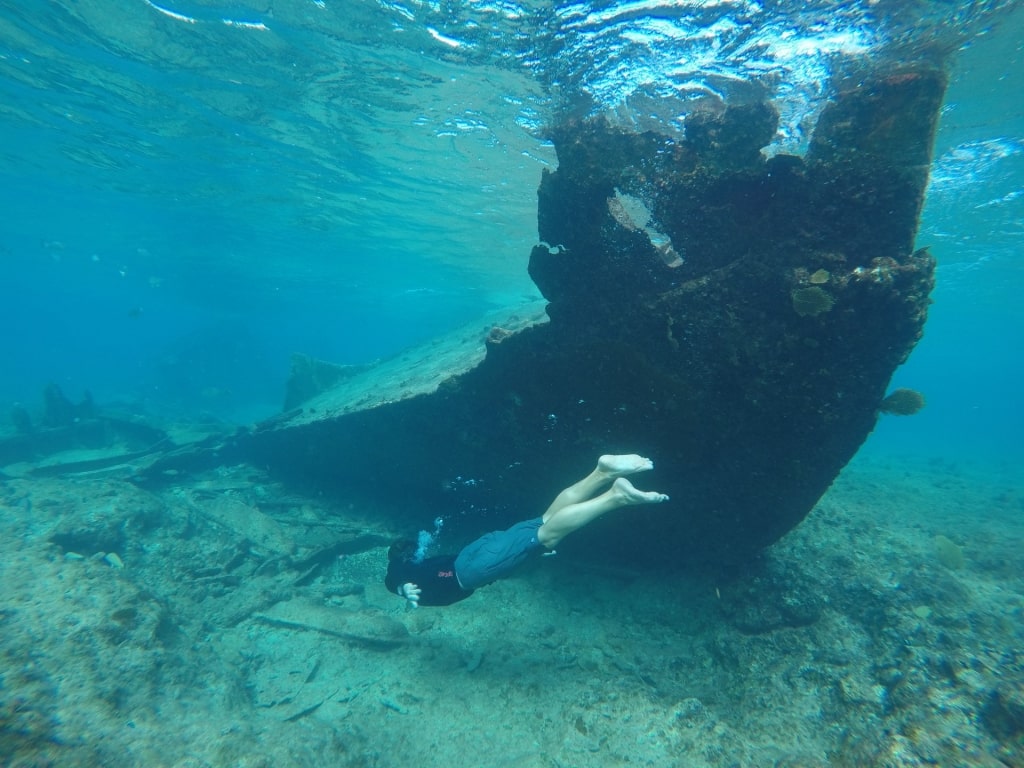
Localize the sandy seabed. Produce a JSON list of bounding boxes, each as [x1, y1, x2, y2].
[[1, 453, 1021, 768]]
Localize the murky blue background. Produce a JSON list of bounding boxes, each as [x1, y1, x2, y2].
[[1, 0, 1020, 466]]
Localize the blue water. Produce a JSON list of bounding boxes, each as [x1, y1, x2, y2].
[[1, 0, 1021, 466]]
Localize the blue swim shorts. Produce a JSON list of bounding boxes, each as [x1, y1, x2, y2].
[[454, 517, 546, 590]]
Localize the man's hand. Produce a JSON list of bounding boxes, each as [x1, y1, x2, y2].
[[398, 582, 421, 608]]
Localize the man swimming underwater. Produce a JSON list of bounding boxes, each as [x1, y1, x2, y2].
[[384, 454, 669, 607]]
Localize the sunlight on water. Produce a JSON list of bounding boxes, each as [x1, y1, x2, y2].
[[2, 0, 1016, 281], [0, 0, 1020, 429]]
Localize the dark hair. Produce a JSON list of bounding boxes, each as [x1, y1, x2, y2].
[[388, 539, 417, 563]]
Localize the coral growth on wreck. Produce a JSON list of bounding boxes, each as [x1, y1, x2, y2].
[[791, 286, 835, 317]]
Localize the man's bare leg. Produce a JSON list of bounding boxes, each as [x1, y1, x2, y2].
[[542, 454, 655, 521], [537, 478, 669, 549]]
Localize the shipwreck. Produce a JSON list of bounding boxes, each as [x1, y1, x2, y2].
[[14, 68, 944, 568]]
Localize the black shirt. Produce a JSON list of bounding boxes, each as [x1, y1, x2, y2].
[[384, 554, 474, 606]]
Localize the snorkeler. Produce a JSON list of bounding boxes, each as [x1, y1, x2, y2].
[[384, 454, 669, 607]]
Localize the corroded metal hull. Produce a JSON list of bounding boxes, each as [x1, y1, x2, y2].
[[164, 70, 944, 566]]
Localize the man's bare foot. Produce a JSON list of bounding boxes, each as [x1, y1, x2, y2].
[[612, 477, 670, 504], [598, 454, 654, 478]]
